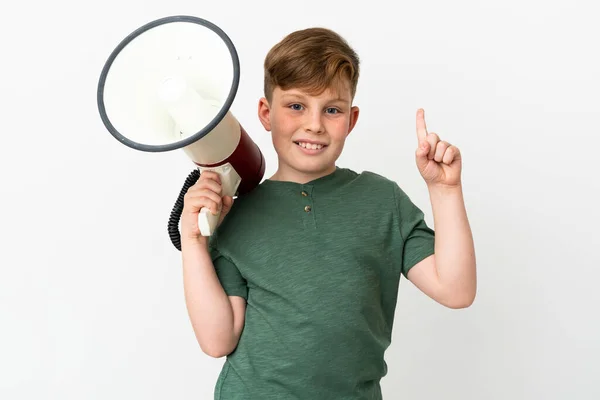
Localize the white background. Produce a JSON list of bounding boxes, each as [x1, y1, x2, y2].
[[1, 0, 599, 399]]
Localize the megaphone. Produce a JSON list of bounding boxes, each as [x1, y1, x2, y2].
[[96, 16, 265, 248]]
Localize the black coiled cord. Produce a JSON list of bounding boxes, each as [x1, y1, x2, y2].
[[168, 168, 200, 251]]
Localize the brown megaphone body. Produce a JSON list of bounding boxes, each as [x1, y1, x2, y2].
[[97, 15, 265, 246]]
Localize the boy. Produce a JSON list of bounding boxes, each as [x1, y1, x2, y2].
[[180, 27, 476, 400]]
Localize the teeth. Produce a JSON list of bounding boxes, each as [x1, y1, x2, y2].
[[297, 142, 323, 150]]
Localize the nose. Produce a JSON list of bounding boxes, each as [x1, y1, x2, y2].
[[304, 109, 325, 134]]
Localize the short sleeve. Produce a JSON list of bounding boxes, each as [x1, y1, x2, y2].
[[209, 247, 248, 300], [393, 183, 436, 278]]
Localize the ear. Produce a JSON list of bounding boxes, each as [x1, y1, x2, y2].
[[347, 105, 360, 135], [257, 97, 272, 131]]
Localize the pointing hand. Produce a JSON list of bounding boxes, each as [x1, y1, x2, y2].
[[415, 108, 462, 188]]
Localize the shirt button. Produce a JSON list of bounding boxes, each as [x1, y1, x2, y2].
[[301, 191, 308, 196], [304, 205, 312, 212]]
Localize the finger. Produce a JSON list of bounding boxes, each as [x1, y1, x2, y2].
[[199, 170, 222, 185], [434, 141, 450, 163], [416, 108, 428, 143], [415, 140, 431, 171], [184, 197, 220, 215], [416, 140, 430, 160], [185, 189, 222, 210], [202, 198, 222, 215], [221, 196, 234, 213], [442, 145, 460, 165], [426, 132, 439, 159], [201, 199, 221, 215], [194, 178, 223, 194], [197, 189, 223, 206]]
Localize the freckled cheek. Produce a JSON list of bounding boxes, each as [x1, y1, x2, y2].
[[325, 120, 350, 140], [272, 118, 299, 139], [270, 125, 296, 149]]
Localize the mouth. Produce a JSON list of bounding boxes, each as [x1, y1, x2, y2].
[[294, 141, 327, 151]]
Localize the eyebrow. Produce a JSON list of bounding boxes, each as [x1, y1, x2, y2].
[[327, 97, 351, 104], [281, 93, 350, 104]]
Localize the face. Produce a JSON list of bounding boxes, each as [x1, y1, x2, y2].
[[258, 84, 359, 183]]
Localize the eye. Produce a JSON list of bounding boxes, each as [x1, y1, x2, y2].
[[325, 107, 339, 114], [289, 103, 304, 111]]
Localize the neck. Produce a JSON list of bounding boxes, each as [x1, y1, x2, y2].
[[269, 165, 337, 184]]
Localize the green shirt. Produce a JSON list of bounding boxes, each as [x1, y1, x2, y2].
[[209, 167, 435, 400]]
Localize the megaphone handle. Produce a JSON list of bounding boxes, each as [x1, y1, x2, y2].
[[198, 208, 220, 237], [196, 163, 241, 237]]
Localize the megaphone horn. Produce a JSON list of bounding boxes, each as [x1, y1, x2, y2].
[[97, 15, 265, 246]]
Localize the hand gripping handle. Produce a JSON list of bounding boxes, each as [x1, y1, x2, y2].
[[197, 163, 241, 236]]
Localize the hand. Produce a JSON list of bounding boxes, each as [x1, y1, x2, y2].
[[181, 170, 234, 241], [415, 108, 462, 188]]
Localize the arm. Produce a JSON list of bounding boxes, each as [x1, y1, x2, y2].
[[180, 170, 245, 358], [407, 108, 477, 308], [407, 184, 476, 308], [182, 238, 246, 358]]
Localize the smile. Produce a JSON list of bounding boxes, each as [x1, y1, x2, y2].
[[294, 141, 326, 150]]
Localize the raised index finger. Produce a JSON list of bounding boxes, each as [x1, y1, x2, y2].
[[416, 108, 428, 142]]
